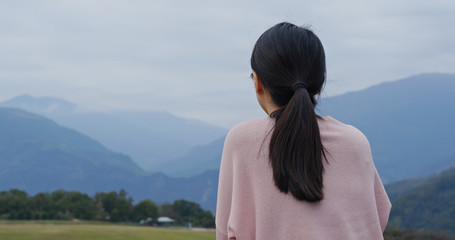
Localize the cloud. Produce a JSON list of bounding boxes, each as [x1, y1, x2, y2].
[[0, 0, 454, 127]]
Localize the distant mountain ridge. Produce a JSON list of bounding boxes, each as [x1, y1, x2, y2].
[[0, 95, 228, 171], [317, 73, 455, 182], [2, 72, 454, 216], [145, 73, 455, 182], [156, 137, 225, 177], [0, 107, 144, 193], [1, 94, 78, 113], [0, 107, 219, 212]]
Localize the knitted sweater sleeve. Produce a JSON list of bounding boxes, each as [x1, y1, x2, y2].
[[374, 167, 392, 232], [216, 129, 236, 240]]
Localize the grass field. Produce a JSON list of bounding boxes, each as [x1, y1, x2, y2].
[[0, 220, 215, 240]]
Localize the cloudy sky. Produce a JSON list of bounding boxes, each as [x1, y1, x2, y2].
[[1, 0, 454, 128]]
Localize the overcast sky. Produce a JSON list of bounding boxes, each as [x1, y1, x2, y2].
[[1, 0, 454, 128]]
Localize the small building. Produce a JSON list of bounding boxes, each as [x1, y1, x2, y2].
[[157, 216, 175, 227]]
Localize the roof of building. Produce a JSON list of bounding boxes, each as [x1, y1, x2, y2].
[[157, 217, 175, 223]]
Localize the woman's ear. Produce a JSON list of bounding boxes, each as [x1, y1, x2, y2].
[[253, 72, 263, 94]]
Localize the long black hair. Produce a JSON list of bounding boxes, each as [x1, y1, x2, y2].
[[251, 22, 327, 202]]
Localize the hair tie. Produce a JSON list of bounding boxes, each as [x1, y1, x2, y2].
[[292, 82, 307, 92]]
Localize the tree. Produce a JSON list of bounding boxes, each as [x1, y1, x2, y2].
[[196, 210, 216, 228], [29, 193, 53, 219], [172, 199, 215, 227], [98, 189, 133, 222], [0, 189, 30, 219], [0, 188, 213, 226], [132, 199, 159, 222], [62, 191, 96, 220], [94, 192, 107, 220], [51, 190, 70, 219]]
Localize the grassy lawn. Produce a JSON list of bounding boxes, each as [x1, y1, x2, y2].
[[0, 220, 215, 240]]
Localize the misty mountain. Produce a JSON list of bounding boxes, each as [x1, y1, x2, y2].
[[1, 94, 79, 113], [156, 137, 225, 177], [0, 107, 219, 212], [0, 95, 227, 170], [0, 107, 144, 193], [3, 73, 454, 214], [151, 73, 455, 182], [317, 73, 455, 183], [111, 111, 227, 147]]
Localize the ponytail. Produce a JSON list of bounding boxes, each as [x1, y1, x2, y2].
[[269, 85, 326, 202], [251, 22, 328, 202]]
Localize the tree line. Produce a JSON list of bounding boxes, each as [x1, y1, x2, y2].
[[0, 189, 215, 228], [383, 228, 452, 240]]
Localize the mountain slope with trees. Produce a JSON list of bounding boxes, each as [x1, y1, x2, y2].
[[0, 107, 144, 194], [385, 165, 455, 235], [0, 107, 219, 212]]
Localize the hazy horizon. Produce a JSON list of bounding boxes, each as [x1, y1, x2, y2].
[[1, 72, 448, 129], [1, 1, 454, 128]]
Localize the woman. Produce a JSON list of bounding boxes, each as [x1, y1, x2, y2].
[[216, 22, 391, 240]]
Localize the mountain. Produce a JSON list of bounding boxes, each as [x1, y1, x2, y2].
[[111, 111, 227, 147], [386, 166, 455, 203], [317, 73, 455, 183], [156, 137, 225, 177], [385, 165, 455, 235], [0, 107, 219, 212], [0, 95, 227, 170], [0, 107, 144, 193], [152, 73, 455, 182], [3, 73, 454, 215], [0, 94, 78, 113]]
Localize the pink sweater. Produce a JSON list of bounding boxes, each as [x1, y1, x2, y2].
[[216, 116, 391, 240]]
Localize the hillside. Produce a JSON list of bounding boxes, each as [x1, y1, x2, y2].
[[0, 107, 144, 193], [0, 95, 227, 170], [317, 73, 455, 182], [154, 73, 455, 181], [0, 107, 219, 212], [156, 137, 225, 177], [2, 73, 454, 215], [386, 165, 455, 235], [386, 167, 455, 202]]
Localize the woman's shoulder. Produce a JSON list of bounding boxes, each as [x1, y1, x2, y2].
[[229, 118, 273, 134], [224, 118, 274, 149], [319, 115, 370, 148]]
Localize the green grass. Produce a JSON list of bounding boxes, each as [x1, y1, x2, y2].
[[0, 220, 215, 240]]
